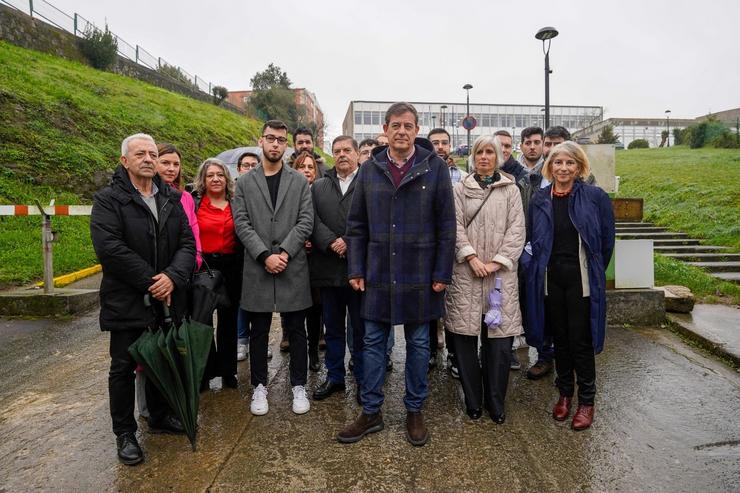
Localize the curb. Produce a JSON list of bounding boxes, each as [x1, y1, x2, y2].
[[35, 264, 101, 289], [666, 314, 740, 369]]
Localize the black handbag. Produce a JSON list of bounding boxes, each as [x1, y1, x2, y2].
[[188, 258, 230, 325]]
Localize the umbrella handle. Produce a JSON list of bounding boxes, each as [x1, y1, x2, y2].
[[144, 294, 173, 325]]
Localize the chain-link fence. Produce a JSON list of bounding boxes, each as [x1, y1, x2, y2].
[[0, 0, 221, 98]]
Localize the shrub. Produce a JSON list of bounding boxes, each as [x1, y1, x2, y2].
[[628, 139, 649, 149], [597, 124, 620, 144], [709, 129, 739, 149], [212, 85, 228, 105], [78, 25, 118, 70], [156, 63, 197, 90]]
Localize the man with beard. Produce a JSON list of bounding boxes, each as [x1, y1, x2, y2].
[[233, 120, 314, 416], [518, 126, 544, 171], [311, 136, 365, 403], [288, 126, 328, 177]]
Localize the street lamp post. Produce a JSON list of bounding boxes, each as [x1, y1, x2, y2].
[[463, 83, 473, 159], [665, 109, 671, 147], [535, 26, 559, 130], [440, 104, 447, 129], [432, 114, 437, 130]]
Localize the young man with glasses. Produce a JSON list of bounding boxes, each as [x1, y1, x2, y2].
[[233, 120, 314, 416]]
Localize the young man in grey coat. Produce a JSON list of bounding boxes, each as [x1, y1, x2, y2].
[[232, 120, 314, 416]]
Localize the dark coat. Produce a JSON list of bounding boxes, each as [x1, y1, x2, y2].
[[500, 156, 529, 194], [232, 164, 314, 312], [523, 179, 615, 354], [90, 166, 196, 331], [346, 138, 456, 324], [310, 168, 356, 288]]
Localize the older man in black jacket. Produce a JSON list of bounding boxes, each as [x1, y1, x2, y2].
[[310, 135, 364, 403], [90, 133, 196, 466]]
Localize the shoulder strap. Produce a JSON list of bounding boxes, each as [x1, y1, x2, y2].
[[464, 187, 495, 229]]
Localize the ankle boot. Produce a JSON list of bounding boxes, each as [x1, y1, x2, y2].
[[552, 396, 572, 421]]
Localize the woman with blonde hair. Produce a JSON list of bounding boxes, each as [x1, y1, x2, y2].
[[525, 141, 615, 431], [444, 135, 525, 423], [194, 158, 243, 389]]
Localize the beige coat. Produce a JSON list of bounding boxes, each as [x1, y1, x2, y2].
[[444, 172, 526, 338]]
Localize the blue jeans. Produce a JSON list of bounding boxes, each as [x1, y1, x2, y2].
[[537, 335, 555, 363], [361, 320, 430, 414], [321, 287, 363, 385], [237, 308, 251, 345]]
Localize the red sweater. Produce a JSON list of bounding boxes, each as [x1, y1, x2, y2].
[[197, 196, 236, 254]]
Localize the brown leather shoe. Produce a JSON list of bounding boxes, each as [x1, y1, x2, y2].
[[552, 396, 572, 421], [279, 338, 289, 352], [406, 411, 429, 446], [526, 360, 553, 380], [571, 404, 595, 431], [336, 412, 384, 443]]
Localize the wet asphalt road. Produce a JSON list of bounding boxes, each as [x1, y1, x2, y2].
[[0, 311, 739, 492]]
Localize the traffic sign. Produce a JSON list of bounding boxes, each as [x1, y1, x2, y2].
[[462, 116, 477, 131]]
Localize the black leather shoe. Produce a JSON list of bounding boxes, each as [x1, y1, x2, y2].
[[466, 408, 482, 420], [313, 379, 346, 400], [386, 358, 393, 372], [148, 415, 185, 434], [223, 375, 238, 389], [116, 432, 143, 465], [491, 413, 506, 425]]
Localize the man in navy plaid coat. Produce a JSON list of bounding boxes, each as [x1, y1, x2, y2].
[[337, 102, 456, 447]]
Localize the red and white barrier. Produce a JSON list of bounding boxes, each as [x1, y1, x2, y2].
[[0, 205, 92, 216]]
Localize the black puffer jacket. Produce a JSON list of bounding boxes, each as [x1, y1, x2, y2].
[[90, 166, 196, 331], [309, 168, 356, 287]]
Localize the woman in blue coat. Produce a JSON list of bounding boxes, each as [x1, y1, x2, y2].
[[524, 142, 615, 431]]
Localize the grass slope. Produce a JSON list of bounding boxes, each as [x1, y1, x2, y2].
[[616, 146, 740, 305], [0, 41, 263, 287], [616, 146, 740, 250]]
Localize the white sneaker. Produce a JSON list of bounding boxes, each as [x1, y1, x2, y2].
[[292, 385, 310, 414], [237, 343, 248, 361], [267, 346, 273, 359], [250, 384, 269, 415], [209, 376, 223, 391]]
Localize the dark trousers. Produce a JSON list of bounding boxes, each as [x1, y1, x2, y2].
[[454, 319, 513, 417], [546, 261, 596, 405], [320, 286, 364, 385], [444, 326, 456, 356], [203, 253, 241, 380], [429, 323, 438, 356], [249, 310, 307, 387], [109, 329, 169, 435], [306, 297, 322, 354]]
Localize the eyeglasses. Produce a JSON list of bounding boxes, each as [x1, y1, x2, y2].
[[263, 135, 288, 144]]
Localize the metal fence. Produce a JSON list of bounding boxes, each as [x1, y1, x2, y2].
[[1, 0, 220, 96]]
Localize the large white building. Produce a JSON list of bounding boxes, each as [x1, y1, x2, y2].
[[343, 100, 603, 148], [573, 117, 695, 148]]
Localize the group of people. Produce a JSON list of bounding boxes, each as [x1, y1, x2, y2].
[[90, 101, 614, 466]]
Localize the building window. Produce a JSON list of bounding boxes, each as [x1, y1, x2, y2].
[[364, 111, 372, 125], [355, 112, 362, 125]]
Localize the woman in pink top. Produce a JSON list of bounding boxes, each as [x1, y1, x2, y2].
[[156, 143, 202, 269]]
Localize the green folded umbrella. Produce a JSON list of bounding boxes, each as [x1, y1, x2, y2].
[[129, 300, 213, 451]]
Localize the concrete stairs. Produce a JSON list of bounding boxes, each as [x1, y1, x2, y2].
[[616, 222, 740, 283]]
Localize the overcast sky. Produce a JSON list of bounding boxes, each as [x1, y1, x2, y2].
[[43, 0, 740, 144]]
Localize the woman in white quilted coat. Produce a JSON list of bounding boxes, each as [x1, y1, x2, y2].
[[444, 135, 525, 424]]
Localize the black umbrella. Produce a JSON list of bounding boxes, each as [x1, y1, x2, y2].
[[129, 296, 213, 450]]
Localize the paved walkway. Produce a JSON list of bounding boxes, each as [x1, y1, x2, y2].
[[1, 311, 739, 492], [668, 303, 740, 365]]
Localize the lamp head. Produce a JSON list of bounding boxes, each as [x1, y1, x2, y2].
[[535, 26, 559, 41], [463, 84, 473, 90]]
